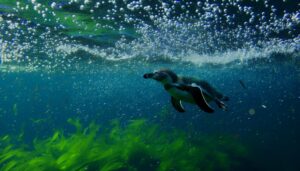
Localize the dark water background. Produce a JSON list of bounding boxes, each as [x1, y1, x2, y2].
[[1, 60, 299, 170]]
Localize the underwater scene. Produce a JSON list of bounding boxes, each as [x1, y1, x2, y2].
[[0, 0, 299, 171]]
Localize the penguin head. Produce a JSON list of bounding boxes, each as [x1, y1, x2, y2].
[[143, 69, 178, 84]]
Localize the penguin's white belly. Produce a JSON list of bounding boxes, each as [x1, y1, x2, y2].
[[167, 88, 195, 103]]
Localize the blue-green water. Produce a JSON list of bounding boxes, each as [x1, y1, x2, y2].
[[0, 0, 299, 171]]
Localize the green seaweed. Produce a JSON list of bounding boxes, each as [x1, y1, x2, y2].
[[0, 118, 247, 171]]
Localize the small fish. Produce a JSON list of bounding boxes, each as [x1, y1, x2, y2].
[[239, 80, 247, 89]]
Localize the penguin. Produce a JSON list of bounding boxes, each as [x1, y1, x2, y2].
[[143, 69, 229, 113]]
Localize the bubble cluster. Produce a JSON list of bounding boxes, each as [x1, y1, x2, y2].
[[0, 0, 299, 71]]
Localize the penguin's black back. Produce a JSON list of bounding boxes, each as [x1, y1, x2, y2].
[[181, 77, 224, 99]]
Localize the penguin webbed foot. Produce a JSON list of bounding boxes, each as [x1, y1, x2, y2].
[[215, 100, 228, 111]]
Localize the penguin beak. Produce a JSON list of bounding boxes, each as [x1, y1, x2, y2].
[[143, 73, 154, 79]]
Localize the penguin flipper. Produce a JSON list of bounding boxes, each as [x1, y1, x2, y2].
[[171, 97, 185, 112], [188, 85, 214, 113]]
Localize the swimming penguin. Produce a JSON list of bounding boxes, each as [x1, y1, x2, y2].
[[143, 69, 229, 113]]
